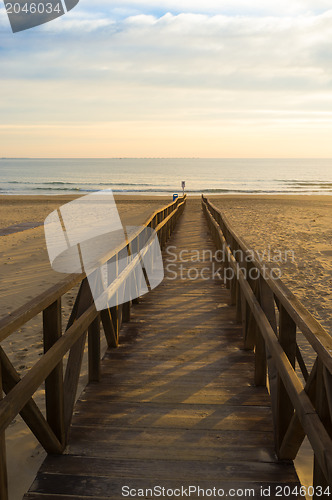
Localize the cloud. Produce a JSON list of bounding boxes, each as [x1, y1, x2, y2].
[[79, 0, 332, 17], [1, 4, 332, 156], [2, 11, 332, 90]]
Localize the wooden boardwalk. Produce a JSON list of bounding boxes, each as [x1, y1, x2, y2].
[[24, 201, 300, 499]]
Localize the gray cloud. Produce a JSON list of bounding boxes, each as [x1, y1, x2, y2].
[[1, 9, 332, 129]]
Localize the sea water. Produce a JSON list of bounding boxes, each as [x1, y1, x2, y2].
[[0, 158, 331, 195]]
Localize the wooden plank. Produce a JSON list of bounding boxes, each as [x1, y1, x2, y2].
[[24, 200, 300, 500], [43, 298, 65, 446], [72, 402, 273, 432], [38, 456, 299, 482], [79, 382, 270, 406], [25, 475, 300, 500], [24, 495, 111, 500], [66, 426, 277, 463], [82, 368, 259, 387]]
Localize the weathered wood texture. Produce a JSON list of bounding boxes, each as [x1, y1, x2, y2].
[[24, 201, 300, 499], [202, 195, 332, 494], [0, 196, 186, 500]]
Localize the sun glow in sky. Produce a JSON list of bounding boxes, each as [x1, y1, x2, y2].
[[1, 0, 332, 157]]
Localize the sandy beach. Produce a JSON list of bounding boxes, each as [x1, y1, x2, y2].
[[0, 194, 331, 499], [210, 195, 332, 334], [0, 194, 170, 500]]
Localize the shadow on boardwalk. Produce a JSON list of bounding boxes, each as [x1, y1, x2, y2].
[[24, 201, 300, 500]]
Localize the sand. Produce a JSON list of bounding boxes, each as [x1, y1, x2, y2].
[[0, 195, 171, 313], [0, 194, 170, 500], [210, 195, 332, 334], [0, 194, 331, 499], [208, 195, 332, 493]]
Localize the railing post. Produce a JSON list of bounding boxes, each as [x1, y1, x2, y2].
[[122, 243, 131, 323], [203, 195, 332, 486], [254, 328, 267, 387], [88, 315, 101, 383], [276, 304, 296, 454], [230, 277, 236, 305], [162, 226, 166, 248], [243, 301, 256, 351], [0, 360, 8, 500], [258, 276, 279, 439], [235, 280, 242, 323], [122, 301, 131, 322], [239, 272, 256, 350], [313, 360, 331, 496], [43, 298, 65, 447], [109, 254, 119, 345]]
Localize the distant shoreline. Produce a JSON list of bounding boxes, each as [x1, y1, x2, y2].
[[1, 192, 332, 200], [2, 157, 332, 160], [1, 158, 331, 195]]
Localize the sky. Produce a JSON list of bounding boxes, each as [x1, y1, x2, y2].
[[1, 0, 332, 157]]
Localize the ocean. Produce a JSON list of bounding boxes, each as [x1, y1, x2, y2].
[[0, 158, 331, 196]]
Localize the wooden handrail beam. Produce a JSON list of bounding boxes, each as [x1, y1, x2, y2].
[[202, 196, 332, 375], [0, 196, 186, 343], [0, 194, 187, 499], [202, 195, 332, 487]]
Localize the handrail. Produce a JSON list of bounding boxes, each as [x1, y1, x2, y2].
[[203, 196, 332, 375], [202, 195, 332, 491], [0, 195, 185, 343], [0, 195, 187, 500]]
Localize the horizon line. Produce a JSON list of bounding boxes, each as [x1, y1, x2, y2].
[[1, 157, 332, 160]]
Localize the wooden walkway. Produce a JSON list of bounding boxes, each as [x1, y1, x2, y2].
[[24, 201, 300, 499]]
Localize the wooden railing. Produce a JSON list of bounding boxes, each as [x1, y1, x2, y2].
[[202, 195, 332, 496], [0, 195, 186, 500]]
